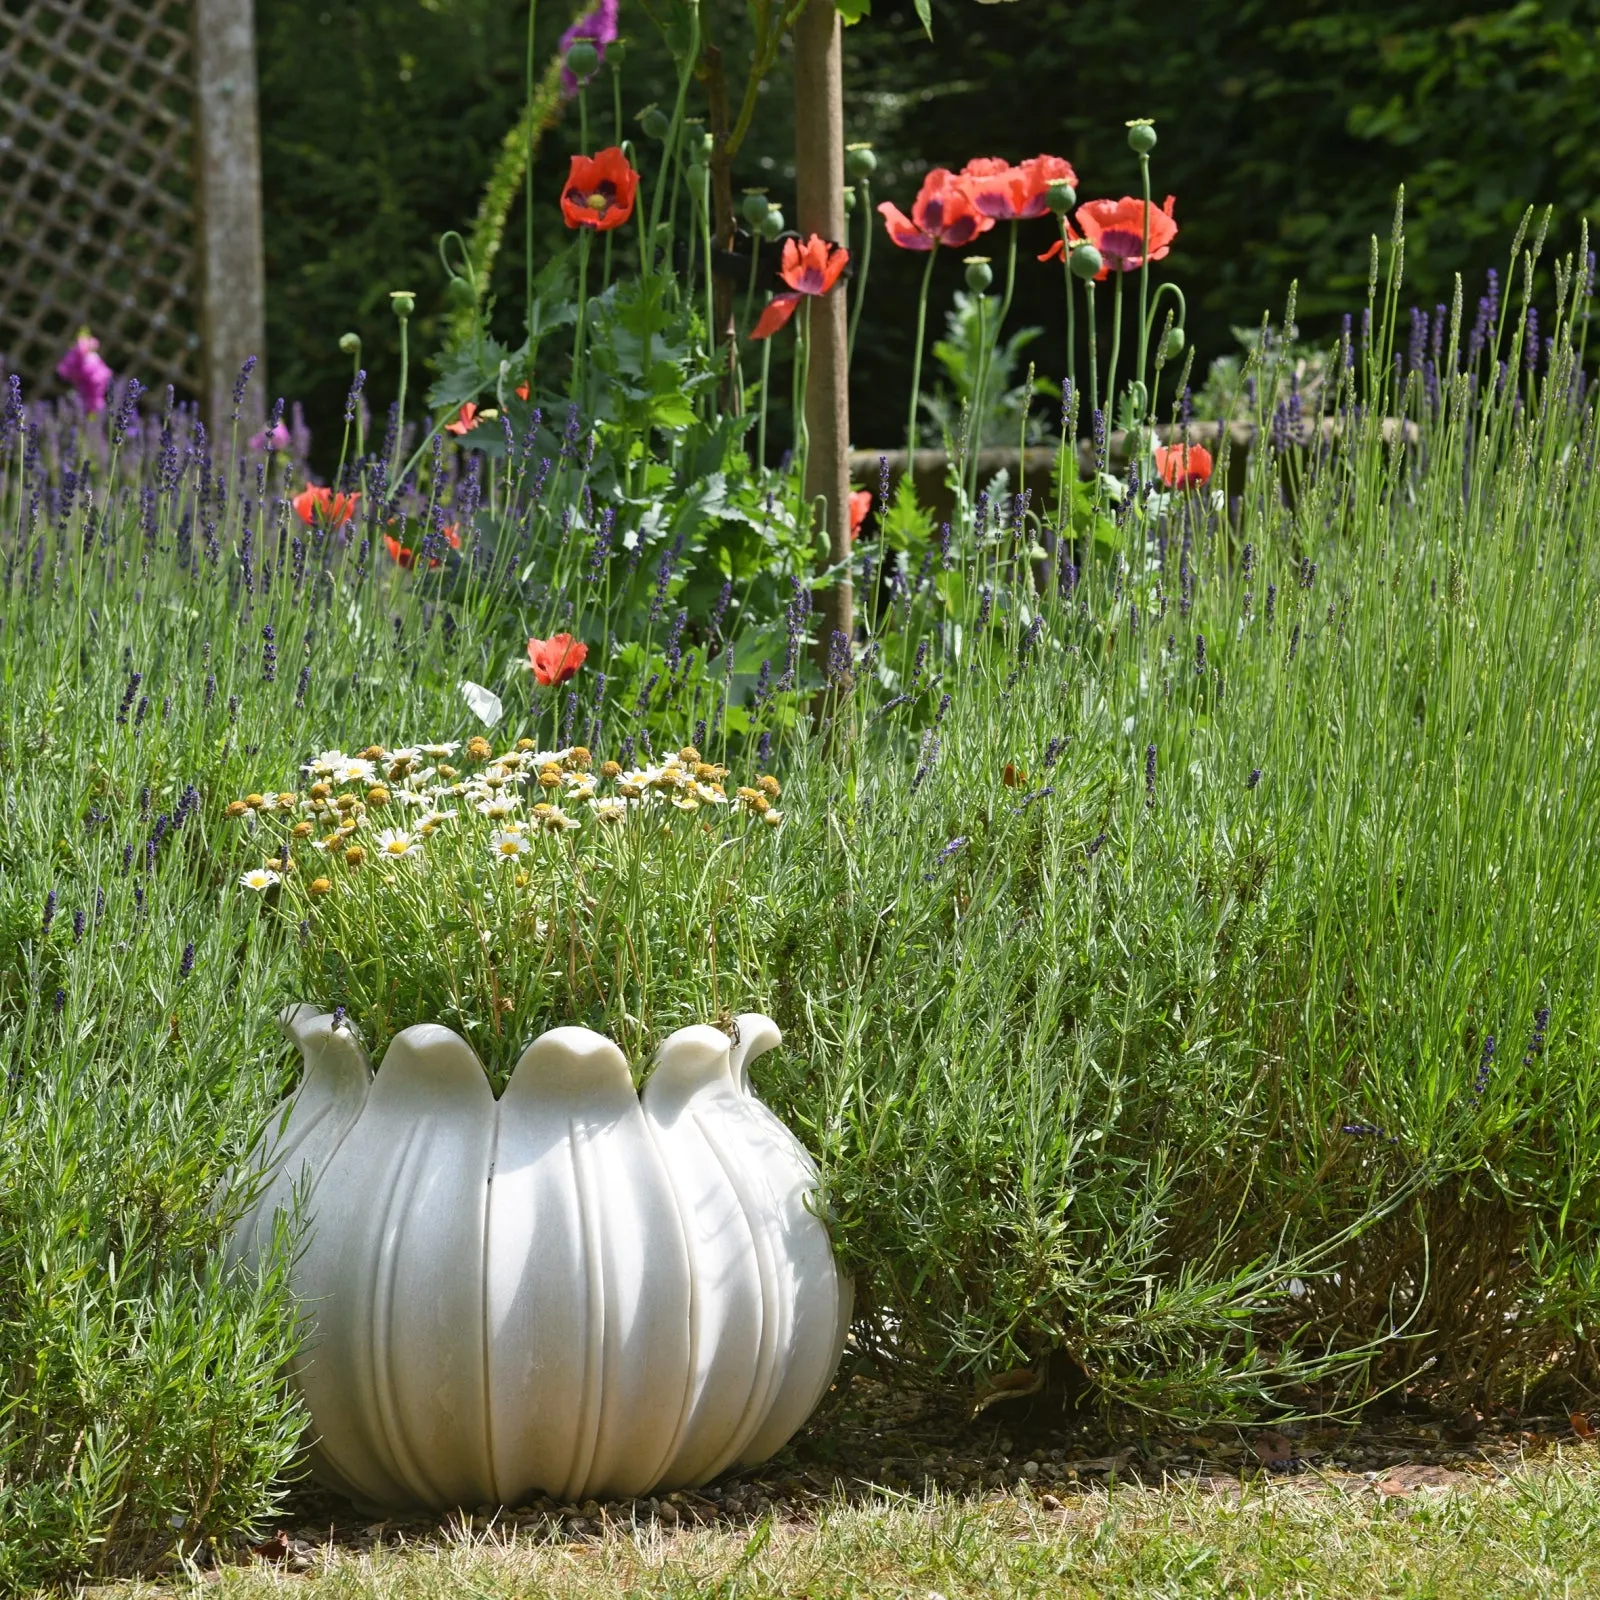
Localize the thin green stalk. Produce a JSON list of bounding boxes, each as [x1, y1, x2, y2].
[[905, 246, 938, 485], [1085, 279, 1100, 421], [572, 230, 593, 397], [848, 178, 874, 365], [757, 336, 773, 468], [1106, 269, 1125, 431], [1135, 149, 1152, 422]]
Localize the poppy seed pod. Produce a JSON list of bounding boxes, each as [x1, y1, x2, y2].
[[741, 189, 771, 227], [389, 290, 416, 319], [639, 104, 670, 141], [845, 142, 877, 181], [1127, 119, 1158, 155], [338, 332, 361, 355], [964, 256, 994, 293], [565, 38, 600, 79], [1069, 243, 1104, 280], [759, 207, 785, 241], [1045, 180, 1076, 215]]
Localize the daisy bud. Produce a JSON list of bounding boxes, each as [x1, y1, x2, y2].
[[309, 877, 332, 896], [964, 257, 993, 293], [516, 738, 537, 752], [344, 846, 365, 868], [292, 821, 314, 838], [225, 800, 249, 819], [742, 189, 770, 227], [1126, 118, 1157, 154], [1044, 180, 1075, 215], [1070, 244, 1103, 280], [601, 760, 623, 779], [245, 793, 267, 809]]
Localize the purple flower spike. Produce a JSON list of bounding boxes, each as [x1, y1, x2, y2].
[[57, 332, 113, 413], [559, 0, 620, 98]]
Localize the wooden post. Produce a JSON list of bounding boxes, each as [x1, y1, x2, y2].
[[192, 0, 267, 442], [793, 0, 852, 661]]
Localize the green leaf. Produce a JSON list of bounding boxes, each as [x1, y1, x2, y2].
[[913, 0, 932, 38], [837, 0, 871, 21]]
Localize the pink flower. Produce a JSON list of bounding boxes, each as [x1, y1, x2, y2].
[[249, 421, 292, 451], [558, 0, 619, 98], [57, 332, 112, 414]]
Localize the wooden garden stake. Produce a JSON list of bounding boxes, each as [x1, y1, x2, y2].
[[793, 0, 853, 659], [193, 0, 267, 438]]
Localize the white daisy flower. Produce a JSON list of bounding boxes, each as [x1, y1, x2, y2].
[[489, 829, 530, 860], [389, 788, 429, 808], [691, 781, 728, 805], [421, 742, 459, 758], [333, 758, 377, 785], [305, 749, 348, 777], [476, 795, 520, 820], [538, 807, 580, 832], [375, 828, 421, 859], [591, 796, 631, 822], [239, 867, 280, 891]]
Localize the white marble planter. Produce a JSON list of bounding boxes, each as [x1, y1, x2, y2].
[[230, 1006, 851, 1511]]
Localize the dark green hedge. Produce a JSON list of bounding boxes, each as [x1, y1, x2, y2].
[[261, 0, 1600, 458]]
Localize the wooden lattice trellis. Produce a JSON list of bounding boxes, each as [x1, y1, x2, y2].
[[0, 0, 263, 431]]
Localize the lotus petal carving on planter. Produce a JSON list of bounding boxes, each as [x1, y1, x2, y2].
[[229, 1006, 852, 1511]]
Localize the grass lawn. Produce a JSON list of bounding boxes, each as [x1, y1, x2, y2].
[[108, 1450, 1600, 1600]]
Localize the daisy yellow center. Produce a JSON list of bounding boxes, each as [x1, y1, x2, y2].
[[497, 839, 521, 855], [384, 839, 411, 855]]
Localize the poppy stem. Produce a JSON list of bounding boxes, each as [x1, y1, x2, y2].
[[1085, 280, 1100, 419], [1106, 269, 1125, 434], [757, 336, 773, 468], [1060, 223, 1077, 399], [795, 298, 813, 498], [905, 246, 937, 487], [1136, 151, 1153, 425], [848, 177, 873, 366], [572, 230, 592, 398], [971, 222, 1019, 492]]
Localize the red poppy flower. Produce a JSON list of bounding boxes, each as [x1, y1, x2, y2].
[[1073, 195, 1178, 277], [750, 234, 851, 341], [1153, 442, 1213, 491], [384, 523, 462, 570], [878, 168, 990, 251], [849, 489, 872, 540], [560, 147, 639, 232], [527, 632, 588, 685], [958, 154, 1077, 223], [515, 383, 530, 401], [446, 402, 482, 436], [293, 483, 360, 529]]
